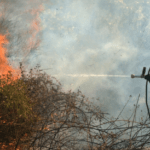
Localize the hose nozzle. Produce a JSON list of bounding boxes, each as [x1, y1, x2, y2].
[[131, 67, 146, 79], [131, 74, 144, 78], [131, 74, 135, 78]]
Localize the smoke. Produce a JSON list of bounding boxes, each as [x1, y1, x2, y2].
[[1, 0, 149, 118], [36, 0, 150, 121], [0, 0, 51, 73], [1, 0, 150, 145]]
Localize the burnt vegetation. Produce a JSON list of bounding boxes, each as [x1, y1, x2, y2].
[[1, 63, 150, 150]]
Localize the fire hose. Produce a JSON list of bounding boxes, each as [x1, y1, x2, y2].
[[131, 67, 150, 119]]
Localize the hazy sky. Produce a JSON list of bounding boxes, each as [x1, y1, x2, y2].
[[4, 0, 150, 125]]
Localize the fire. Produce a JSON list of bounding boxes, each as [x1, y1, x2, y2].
[[0, 34, 21, 84], [0, 2, 45, 149], [22, 4, 44, 63]]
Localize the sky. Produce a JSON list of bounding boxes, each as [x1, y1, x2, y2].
[[2, 0, 150, 143]]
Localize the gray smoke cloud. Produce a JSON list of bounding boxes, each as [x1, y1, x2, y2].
[[0, 0, 51, 69], [2, 0, 150, 144], [35, 0, 150, 121]]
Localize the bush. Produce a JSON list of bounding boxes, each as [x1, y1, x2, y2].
[[0, 70, 41, 149], [1, 63, 150, 150]]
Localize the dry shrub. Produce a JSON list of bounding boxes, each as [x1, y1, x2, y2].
[[1, 63, 150, 150]]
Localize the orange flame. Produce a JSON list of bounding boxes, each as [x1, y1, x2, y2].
[[0, 3, 45, 149], [0, 34, 21, 84], [22, 4, 44, 63]]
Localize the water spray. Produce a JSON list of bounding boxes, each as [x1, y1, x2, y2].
[[53, 74, 130, 78], [131, 67, 150, 119]]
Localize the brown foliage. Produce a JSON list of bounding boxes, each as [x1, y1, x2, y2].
[[1, 63, 150, 150]]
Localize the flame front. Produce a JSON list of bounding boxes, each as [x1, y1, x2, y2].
[[0, 34, 21, 83]]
